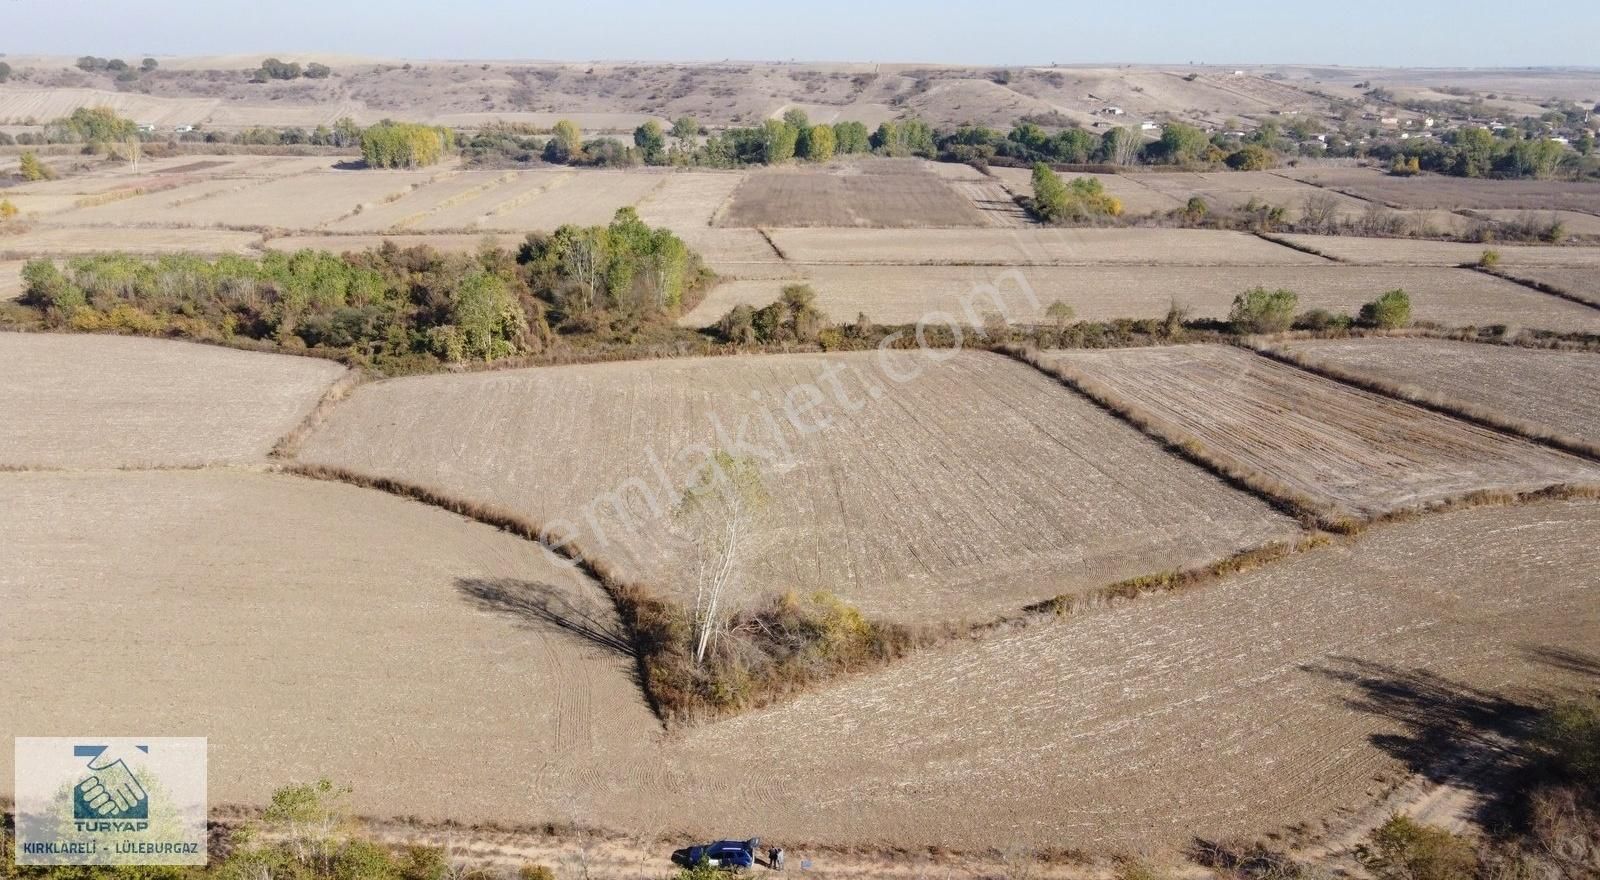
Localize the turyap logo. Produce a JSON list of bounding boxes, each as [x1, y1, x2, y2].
[[14, 737, 208, 866], [72, 745, 151, 825]]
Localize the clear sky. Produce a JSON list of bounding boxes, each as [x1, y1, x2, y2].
[[6, 0, 1598, 67]]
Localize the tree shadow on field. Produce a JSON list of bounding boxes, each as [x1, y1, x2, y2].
[[1298, 655, 1560, 828], [331, 159, 369, 171], [456, 577, 636, 658]]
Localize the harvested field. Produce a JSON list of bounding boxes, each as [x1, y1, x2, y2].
[[679, 264, 1600, 333], [766, 226, 1323, 265], [469, 170, 667, 231], [325, 170, 509, 232], [295, 351, 1297, 624], [49, 177, 269, 225], [1133, 170, 1372, 221], [1280, 165, 1600, 214], [1276, 234, 1600, 267], [720, 160, 991, 228], [624, 170, 747, 231], [0, 333, 345, 468], [0, 225, 260, 256], [173, 169, 449, 230], [656, 499, 1600, 848], [1041, 344, 1600, 520], [1269, 338, 1600, 451], [413, 168, 576, 230], [0, 469, 659, 822]]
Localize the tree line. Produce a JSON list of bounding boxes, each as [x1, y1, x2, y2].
[[10, 208, 711, 372]]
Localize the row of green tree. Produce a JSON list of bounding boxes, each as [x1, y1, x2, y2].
[[465, 109, 935, 169], [1375, 126, 1575, 179], [14, 208, 709, 371]]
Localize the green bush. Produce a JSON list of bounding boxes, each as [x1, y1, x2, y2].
[[1358, 815, 1478, 880], [1359, 289, 1412, 329], [1228, 287, 1299, 334], [361, 121, 455, 168]]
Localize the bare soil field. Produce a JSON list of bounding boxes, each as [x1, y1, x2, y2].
[[766, 226, 1323, 265], [0, 225, 261, 256], [1277, 233, 1600, 267], [1269, 338, 1600, 446], [1280, 166, 1600, 214], [920, 162, 1033, 226], [0, 333, 345, 467], [679, 264, 1600, 333], [1042, 344, 1600, 519], [655, 499, 1600, 848], [633, 170, 747, 230], [719, 160, 991, 228], [295, 351, 1297, 624], [1493, 266, 1600, 307], [0, 469, 660, 823]]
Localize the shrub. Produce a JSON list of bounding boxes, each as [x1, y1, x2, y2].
[[1292, 308, 1352, 332], [1478, 249, 1501, 268], [1228, 287, 1298, 334], [1359, 289, 1412, 329], [19, 151, 54, 181], [1030, 163, 1123, 222], [361, 121, 455, 168], [1226, 144, 1276, 171], [1044, 300, 1075, 327], [0, 199, 16, 221], [518, 865, 556, 880], [1534, 698, 1600, 789], [1357, 815, 1478, 880]]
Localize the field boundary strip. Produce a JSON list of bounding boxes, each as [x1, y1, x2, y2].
[[1254, 232, 1343, 262], [269, 369, 369, 460], [1247, 340, 1600, 462]]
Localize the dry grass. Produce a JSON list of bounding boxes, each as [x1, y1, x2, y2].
[[293, 350, 1297, 624], [1028, 344, 1600, 527], [0, 332, 346, 468], [1259, 338, 1600, 461], [720, 159, 991, 228]]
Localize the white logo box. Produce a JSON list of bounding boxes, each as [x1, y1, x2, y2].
[[14, 737, 208, 866]]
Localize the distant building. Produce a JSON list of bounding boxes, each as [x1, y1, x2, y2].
[[1140, 121, 1159, 131]]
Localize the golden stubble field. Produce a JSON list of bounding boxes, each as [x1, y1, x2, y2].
[[294, 350, 1299, 624], [1043, 344, 1600, 520], [0, 333, 346, 468]]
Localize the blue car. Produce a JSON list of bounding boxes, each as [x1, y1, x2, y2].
[[672, 838, 760, 869]]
